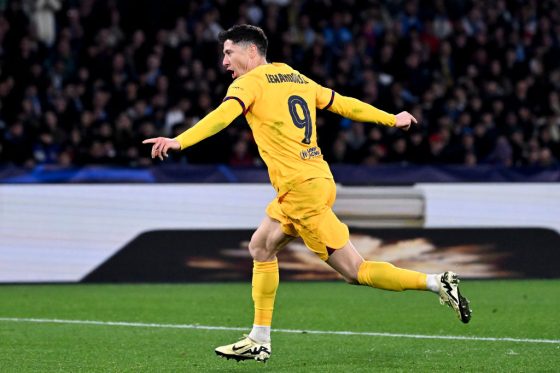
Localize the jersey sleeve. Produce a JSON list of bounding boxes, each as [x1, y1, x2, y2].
[[328, 93, 396, 126], [299, 74, 335, 110], [315, 83, 335, 110], [306, 73, 395, 126], [224, 74, 261, 115], [174, 99, 243, 149]]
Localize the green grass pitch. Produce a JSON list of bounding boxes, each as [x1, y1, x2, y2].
[[1, 280, 559, 372]]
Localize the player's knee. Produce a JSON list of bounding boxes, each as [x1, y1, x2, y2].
[[247, 239, 261, 259], [248, 238, 275, 261]]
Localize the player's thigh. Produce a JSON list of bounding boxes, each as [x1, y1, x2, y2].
[[265, 194, 299, 237], [249, 215, 296, 261], [281, 179, 349, 260], [297, 208, 349, 260]]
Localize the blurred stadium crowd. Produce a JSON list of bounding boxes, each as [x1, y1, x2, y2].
[[0, 0, 559, 168]]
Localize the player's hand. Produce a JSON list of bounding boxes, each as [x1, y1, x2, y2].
[[395, 111, 418, 131], [142, 137, 181, 160]]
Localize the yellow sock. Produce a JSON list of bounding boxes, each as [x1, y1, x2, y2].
[[252, 259, 279, 326], [357, 261, 427, 291]]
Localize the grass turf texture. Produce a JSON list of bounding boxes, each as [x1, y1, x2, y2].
[[1, 280, 559, 372]]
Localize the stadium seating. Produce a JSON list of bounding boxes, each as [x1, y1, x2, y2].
[[0, 0, 559, 171]]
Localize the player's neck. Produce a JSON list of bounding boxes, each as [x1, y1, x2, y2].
[[248, 56, 268, 71]]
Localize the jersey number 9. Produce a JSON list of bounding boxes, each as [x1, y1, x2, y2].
[[288, 95, 312, 145]]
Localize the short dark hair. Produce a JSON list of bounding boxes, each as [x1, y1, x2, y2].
[[218, 24, 268, 57]]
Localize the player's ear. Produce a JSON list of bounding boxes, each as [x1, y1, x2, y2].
[[249, 43, 258, 58]]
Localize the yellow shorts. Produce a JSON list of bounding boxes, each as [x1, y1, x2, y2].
[[266, 178, 349, 261]]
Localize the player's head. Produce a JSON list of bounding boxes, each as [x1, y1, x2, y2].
[[219, 24, 268, 79]]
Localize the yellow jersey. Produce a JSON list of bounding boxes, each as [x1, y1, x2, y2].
[[174, 62, 396, 194], [224, 63, 334, 194]]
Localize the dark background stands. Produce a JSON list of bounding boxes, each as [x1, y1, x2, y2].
[[0, 0, 559, 169]]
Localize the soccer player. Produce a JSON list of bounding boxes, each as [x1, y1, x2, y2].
[[143, 24, 471, 363]]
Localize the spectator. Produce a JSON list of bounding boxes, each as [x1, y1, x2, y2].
[[29, 0, 62, 47], [229, 139, 255, 167], [0, 0, 558, 169], [2, 121, 34, 166]]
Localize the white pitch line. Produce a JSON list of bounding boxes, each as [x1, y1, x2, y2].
[[0, 317, 558, 345]]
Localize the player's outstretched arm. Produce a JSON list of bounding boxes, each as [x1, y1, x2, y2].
[[142, 99, 243, 160], [327, 93, 417, 130]]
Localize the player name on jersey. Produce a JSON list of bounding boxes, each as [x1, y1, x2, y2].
[[265, 73, 309, 84]]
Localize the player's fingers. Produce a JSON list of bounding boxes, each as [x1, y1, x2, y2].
[[152, 141, 161, 159], [142, 138, 156, 144], [162, 143, 169, 158], [411, 115, 418, 124]]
